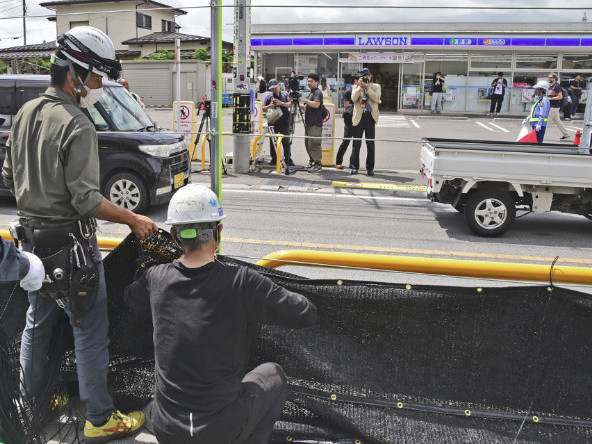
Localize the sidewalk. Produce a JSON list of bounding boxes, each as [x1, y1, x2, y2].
[[188, 162, 426, 197]]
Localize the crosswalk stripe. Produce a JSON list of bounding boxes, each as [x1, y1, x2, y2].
[[476, 122, 496, 132], [489, 122, 510, 133]]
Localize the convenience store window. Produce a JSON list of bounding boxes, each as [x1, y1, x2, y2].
[[561, 54, 592, 70], [425, 55, 468, 112], [469, 53, 511, 70], [515, 54, 558, 70]]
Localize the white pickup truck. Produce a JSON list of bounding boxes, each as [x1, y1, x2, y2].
[[420, 102, 592, 237]]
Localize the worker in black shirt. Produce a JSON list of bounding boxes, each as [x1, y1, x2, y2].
[[124, 184, 317, 444]]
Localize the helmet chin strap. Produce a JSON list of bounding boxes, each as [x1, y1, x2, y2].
[[65, 59, 93, 104]]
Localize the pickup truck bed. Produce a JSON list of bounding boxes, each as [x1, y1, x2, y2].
[[420, 138, 592, 236]]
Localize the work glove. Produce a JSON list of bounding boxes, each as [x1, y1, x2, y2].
[[522, 118, 529, 126], [20, 251, 45, 291], [535, 124, 542, 132]]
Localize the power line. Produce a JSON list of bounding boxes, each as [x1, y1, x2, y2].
[[0, 4, 591, 20]]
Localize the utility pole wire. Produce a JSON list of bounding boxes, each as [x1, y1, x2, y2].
[[0, 4, 591, 20]]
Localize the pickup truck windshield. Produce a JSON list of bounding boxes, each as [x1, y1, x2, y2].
[[89, 85, 154, 131]]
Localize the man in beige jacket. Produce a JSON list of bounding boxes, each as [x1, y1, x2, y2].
[[350, 68, 381, 175]]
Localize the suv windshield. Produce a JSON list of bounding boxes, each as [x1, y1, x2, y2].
[[89, 85, 154, 131]]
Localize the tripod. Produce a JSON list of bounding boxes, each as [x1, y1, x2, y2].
[[192, 101, 227, 175], [287, 93, 306, 136]]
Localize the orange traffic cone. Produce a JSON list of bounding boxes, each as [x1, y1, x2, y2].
[[517, 129, 538, 143], [574, 130, 581, 146]]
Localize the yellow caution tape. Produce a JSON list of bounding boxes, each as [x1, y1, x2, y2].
[[332, 181, 427, 191]]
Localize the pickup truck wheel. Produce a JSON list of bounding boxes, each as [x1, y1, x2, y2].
[[105, 172, 149, 213], [464, 190, 516, 237]]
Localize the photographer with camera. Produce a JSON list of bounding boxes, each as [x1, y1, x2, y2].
[[299, 73, 324, 173], [335, 76, 358, 169], [431, 72, 444, 114], [351, 68, 381, 176], [262, 79, 293, 167]]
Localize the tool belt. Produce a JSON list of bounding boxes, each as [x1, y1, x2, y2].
[[16, 217, 99, 324]]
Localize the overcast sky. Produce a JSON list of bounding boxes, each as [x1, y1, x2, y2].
[[0, 0, 589, 49]]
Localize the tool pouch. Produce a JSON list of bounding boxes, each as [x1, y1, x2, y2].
[[37, 246, 71, 300], [69, 263, 100, 325]]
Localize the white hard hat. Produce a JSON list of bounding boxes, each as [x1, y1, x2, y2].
[[166, 184, 226, 225], [55, 26, 121, 80], [533, 80, 549, 91]]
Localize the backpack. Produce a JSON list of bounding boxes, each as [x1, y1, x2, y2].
[[561, 88, 569, 107]]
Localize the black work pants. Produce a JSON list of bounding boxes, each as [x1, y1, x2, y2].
[[153, 362, 287, 444], [269, 118, 291, 163], [351, 112, 376, 172], [335, 113, 353, 166], [489, 94, 504, 113]]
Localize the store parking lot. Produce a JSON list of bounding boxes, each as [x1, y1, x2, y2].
[[147, 108, 583, 173]]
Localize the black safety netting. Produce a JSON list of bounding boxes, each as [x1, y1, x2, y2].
[[2, 230, 592, 443]]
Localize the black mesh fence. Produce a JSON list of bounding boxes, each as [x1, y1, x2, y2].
[[2, 230, 592, 443]]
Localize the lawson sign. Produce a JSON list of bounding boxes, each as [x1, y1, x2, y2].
[[355, 35, 410, 47]]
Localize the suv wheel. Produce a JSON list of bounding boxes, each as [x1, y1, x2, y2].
[[105, 172, 148, 213]]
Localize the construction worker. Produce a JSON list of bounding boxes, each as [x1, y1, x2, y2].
[[524, 80, 551, 144], [2, 26, 156, 442], [124, 184, 317, 443]]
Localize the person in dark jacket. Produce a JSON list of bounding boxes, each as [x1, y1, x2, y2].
[[488, 72, 507, 116], [124, 184, 317, 444]]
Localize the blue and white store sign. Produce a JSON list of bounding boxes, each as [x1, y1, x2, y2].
[[251, 34, 592, 49], [355, 35, 411, 47]]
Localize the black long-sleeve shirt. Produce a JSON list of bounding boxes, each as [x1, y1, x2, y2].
[[124, 260, 317, 437]]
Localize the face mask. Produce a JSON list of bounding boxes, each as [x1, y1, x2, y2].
[[79, 85, 103, 108]]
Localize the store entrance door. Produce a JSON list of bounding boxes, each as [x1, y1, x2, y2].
[[367, 63, 399, 112]]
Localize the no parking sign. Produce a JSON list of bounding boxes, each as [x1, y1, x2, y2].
[[321, 102, 335, 166], [173, 101, 196, 147]]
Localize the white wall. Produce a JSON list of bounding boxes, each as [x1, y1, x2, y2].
[[53, 1, 177, 49]]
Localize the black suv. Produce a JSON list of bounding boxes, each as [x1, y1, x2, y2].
[[0, 75, 190, 213]]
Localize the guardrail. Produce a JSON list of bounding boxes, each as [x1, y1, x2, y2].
[[3, 229, 591, 286]]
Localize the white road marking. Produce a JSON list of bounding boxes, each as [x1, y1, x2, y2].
[[410, 119, 420, 129], [489, 122, 510, 133], [567, 126, 582, 132], [377, 116, 410, 128], [476, 122, 496, 132]]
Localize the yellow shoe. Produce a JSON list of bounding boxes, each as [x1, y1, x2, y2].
[[84, 410, 145, 443]]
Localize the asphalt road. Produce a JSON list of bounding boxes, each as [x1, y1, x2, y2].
[[1, 112, 589, 443]]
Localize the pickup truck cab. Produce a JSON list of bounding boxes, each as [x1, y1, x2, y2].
[[0, 74, 190, 213], [420, 100, 592, 237]]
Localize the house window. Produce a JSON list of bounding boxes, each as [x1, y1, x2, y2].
[[162, 20, 176, 33], [70, 21, 89, 29], [137, 12, 152, 30]]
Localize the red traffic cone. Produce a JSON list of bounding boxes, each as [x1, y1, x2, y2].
[[517, 129, 538, 143], [574, 130, 581, 146]]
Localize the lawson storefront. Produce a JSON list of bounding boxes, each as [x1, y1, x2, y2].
[[251, 22, 592, 114]]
